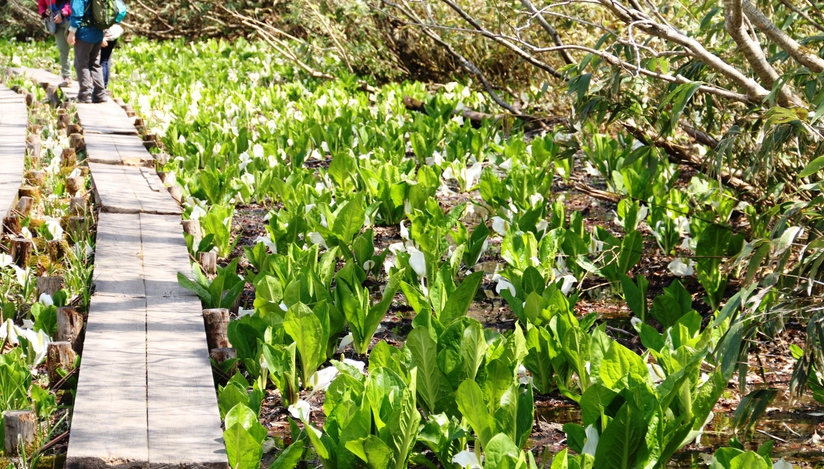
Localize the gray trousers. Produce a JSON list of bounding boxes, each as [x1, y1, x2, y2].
[[52, 21, 71, 79], [73, 38, 106, 103]]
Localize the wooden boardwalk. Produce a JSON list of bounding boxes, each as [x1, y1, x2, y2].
[[8, 68, 227, 468], [0, 85, 26, 216]]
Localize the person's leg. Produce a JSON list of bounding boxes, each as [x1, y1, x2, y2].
[[100, 43, 114, 88], [73, 39, 94, 102], [54, 22, 71, 80], [89, 41, 106, 103]]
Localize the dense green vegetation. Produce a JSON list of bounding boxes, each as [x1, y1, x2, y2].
[[6, 0, 824, 464]]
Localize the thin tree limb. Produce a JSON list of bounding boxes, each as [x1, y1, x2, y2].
[[779, 0, 824, 34], [520, 0, 575, 64], [743, 0, 824, 73]]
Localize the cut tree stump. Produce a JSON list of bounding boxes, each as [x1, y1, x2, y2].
[[3, 216, 21, 236], [37, 276, 64, 298], [47, 341, 77, 384], [57, 306, 84, 353], [11, 238, 32, 266], [24, 170, 45, 186], [69, 133, 84, 151], [3, 410, 37, 457], [16, 196, 34, 215], [202, 308, 230, 350], [199, 251, 217, 276], [62, 147, 77, 168]]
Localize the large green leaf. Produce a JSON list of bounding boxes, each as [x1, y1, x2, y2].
[[456, 379, 495, 450], [599, 342, 647, 391], [406, 327, 448, 414], [224, 422, 263, 469], [283, 303, 326, 387], [593, 402, 647, 469], [439, 271, 484, 326]]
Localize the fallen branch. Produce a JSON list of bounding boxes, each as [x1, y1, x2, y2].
[[620, 121, 766, 202], [402, 95, 570, 131]]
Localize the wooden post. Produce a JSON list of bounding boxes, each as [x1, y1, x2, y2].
[[199, 251, 217, 276], [26, 134, 41, 161], [62, 147, 77, 168], [3, 217, 21, 236], [70, 196, 86, 215], [157, 171, 167, 183], [11, 238, 32, 267], [210, 348, 238, 375], [24, 170, 46, 187], [67, 176, 85, 196], [182, 219, 201, 239], [3, 410, 37, 457], [18, 186, 40, 200], [46, 85, 60, 107], [24, 92, 34, 108], [47, 240, 69, 261], [168, 185, 183, 204], [134, 117, 145, 133], [37, 276, 64, 298], [16, 197, 34, 216], [67, 123, 83, 135], [68, 216, 86, 243], [47, 341, 76, 384], [202, 308, 230, 350], [57, 108, 70, 129], [69, 133, 84, 151], [57, 307, 84, 353]]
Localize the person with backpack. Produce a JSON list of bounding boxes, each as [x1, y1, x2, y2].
[[66, 0, 107, 103], [38, 0, 72, 86], [100, 23, 123, 89]]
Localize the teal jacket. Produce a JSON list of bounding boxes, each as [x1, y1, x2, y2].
[[69, 0, 104, 44]]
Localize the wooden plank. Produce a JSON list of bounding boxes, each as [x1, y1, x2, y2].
[[139, 214, 197, 298], [85, 133, 154, 166], [90, 162, 181, 215], [76, 101, 138, 135], [0, 84, 26, 216], [139, 214, 225, 466], [92, 213, 145, 297], [146, 297, 227, 468], [9, 67, 78, 100], [66, 295, 149, 469]]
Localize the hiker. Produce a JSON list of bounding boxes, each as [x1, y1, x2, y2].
[[38, 0, 72, 86], [66, 0, 107, 103], [100, 24, 122, 89]]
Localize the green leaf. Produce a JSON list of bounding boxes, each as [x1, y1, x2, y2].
[[225, 403, 267, 443], [593, 402, 647, 469], [268, 440, 304, 469], [599, 342, 647, 391], [484, 433, 523, 469], [283, 303, 326, 387], [440, 271, 484, 326], [333, 196, 366, 244], [346, 435, 394, 469], [225, 422, 263, 469], [800, 155, 824, 178], [456, 379, 496, 450], [406, 327, 448, 414]]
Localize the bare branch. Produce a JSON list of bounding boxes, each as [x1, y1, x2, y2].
[[743, 0, 824, 73], [520, 0, 575, 64]]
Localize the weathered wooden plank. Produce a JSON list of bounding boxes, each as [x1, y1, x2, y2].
[[92, 212, 145, 297], [76, 101, 138, 135], [85, 133, 154, 166], [139, 214, 197, 299], [90, 162, 181, 215], [8, 67, 78, 100], [66, 295, 149, 469], [0, 84, 27, 216], [146, 297, 227, 468]]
